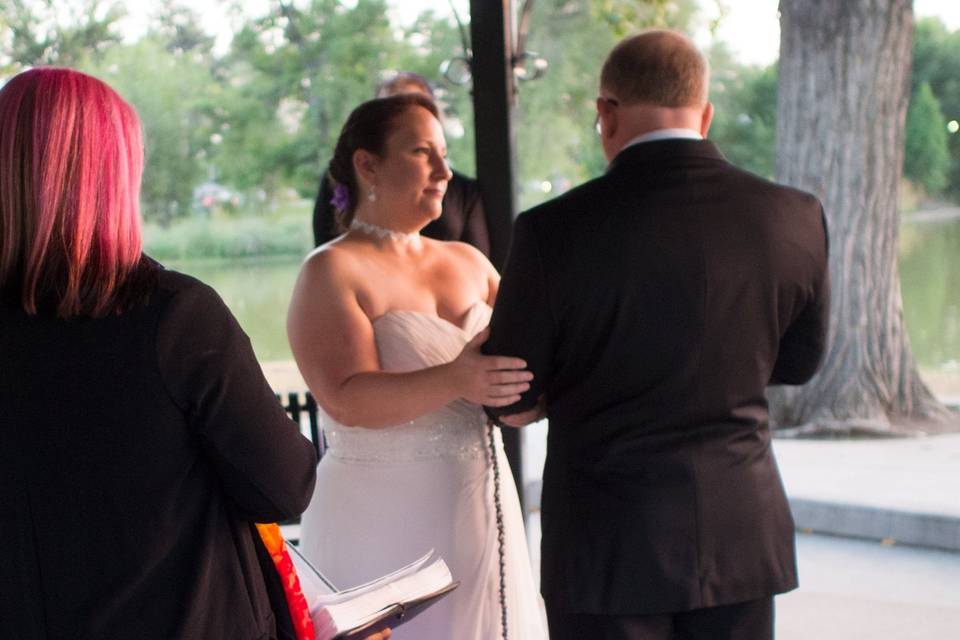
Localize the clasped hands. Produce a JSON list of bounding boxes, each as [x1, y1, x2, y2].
[[499, 394, 546, 427], [448, 327, 545, 427]]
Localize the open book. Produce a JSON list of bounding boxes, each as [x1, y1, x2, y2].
[[287, 545, 458, 640]]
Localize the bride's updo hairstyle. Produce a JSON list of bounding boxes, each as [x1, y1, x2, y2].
[[327, 93, 439, 229]]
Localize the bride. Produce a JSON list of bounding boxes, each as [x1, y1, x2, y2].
[[288, 93, 547, 639]]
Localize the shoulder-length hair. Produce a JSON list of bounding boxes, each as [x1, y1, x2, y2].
[[0, 67, 154, 317]]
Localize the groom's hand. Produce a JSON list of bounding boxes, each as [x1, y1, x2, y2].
[[499, 395, 546, 428]]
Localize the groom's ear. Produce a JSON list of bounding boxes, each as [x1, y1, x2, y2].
[[699, 101, 714, 138], [596, 97, 618, 139]]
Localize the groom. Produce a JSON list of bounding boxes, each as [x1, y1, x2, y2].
[[485, 30, 830, 639]]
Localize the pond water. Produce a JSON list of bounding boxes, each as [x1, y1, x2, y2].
[[899, 214, 960, 375], [163, 214, 960, 396], [162, 254, 304, 363]]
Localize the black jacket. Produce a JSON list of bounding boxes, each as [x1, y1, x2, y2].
[[0, 266, 317, 639], [485, 139, 830, 614]]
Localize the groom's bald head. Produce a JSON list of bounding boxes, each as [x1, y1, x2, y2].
[[600, 30, 709, 107]]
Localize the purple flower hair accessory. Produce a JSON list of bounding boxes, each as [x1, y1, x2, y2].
[[331, 183, 351, 211]]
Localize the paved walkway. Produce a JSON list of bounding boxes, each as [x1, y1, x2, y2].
[[773, 433, 960, 550], [521, 516, 960, 639], [521, 425, 960, 550], [521, 429, 960, 638], [776, 532, 960, 640], [902, 206, 960, 224]]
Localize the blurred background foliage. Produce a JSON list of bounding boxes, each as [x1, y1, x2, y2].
[[4, 1, 956, 383], [1, 1, 957, 249]]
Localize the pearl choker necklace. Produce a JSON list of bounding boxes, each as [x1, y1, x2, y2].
[[349, 218, 422, 248]]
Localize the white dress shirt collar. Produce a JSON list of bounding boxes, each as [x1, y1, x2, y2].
[[620, 128, 703, 153]]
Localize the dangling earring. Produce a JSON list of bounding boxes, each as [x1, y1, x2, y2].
[[367, 186, 377, 202]]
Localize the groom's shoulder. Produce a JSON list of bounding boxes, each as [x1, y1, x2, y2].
[[722, 163, 823, 212], [518, 175, 608, 228]]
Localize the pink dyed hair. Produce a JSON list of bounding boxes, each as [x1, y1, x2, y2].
[[0, 67, 145, 317]]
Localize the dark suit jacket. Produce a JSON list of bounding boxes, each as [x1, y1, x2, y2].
[[485, 139, 830, 615], [0, 266, 318, 639], [312, 169, 491, 256]]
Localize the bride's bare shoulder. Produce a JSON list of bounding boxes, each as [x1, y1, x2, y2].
[[299, 237, 366, 284], [430, 238, 494, 271], [305, 234, 367, 265]]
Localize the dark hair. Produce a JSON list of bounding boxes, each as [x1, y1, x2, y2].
[[328, 93, 440, 228], [375, 71, 434, 99], [600, 30, 709, 107]]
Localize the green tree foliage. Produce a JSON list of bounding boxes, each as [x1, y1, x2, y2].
[[707, 46, 777, 178], [514, 0, 619, 208], [590, 0, 706, 38], [0, 0, 123, 72], [904, 81, 950, 195], [514, 0, 705, 209], [86, 37, 222, 222], [214, 0, 398, 200], [0, 2, 221, 222], [153, 5, 216, 58], [512, 0, 777, 207], [387, 9, 476, 175], [0, 0, 791, 220], [911, 17, 960, 200], [1, 0, 478, 220]]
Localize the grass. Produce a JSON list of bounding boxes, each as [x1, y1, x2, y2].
[[143, 200, 314, 261]]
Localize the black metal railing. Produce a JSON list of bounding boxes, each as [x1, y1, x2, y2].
[[276, 391, 325, 460]]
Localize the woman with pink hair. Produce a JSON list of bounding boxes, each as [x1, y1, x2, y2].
[[0, 68, 327, 639]]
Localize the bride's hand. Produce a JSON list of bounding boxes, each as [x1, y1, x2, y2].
[[448, 327, 533, 407]]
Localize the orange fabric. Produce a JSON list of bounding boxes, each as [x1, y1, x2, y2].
[[256, 523, 315, 640]]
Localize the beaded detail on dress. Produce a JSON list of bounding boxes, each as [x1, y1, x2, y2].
[[325, 411, 488, 463], [323, 301, 493, 464]]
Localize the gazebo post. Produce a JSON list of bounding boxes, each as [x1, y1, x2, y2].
[[469, 0, 526, 516]]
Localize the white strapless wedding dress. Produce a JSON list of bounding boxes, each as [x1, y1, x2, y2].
[[298, 301, 547, 640]]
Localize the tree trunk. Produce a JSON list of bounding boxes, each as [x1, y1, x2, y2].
[[772, 0, 953, 434]]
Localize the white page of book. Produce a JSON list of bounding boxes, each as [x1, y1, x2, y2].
[[317, 557, 453, 631]]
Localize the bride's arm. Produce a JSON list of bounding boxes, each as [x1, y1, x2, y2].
[[467, 246, 548, 427], [486, 262, 500, 307], [287, 249, 532, 428]]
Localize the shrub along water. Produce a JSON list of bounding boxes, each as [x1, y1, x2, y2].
[[143, 211, 312, 261]]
